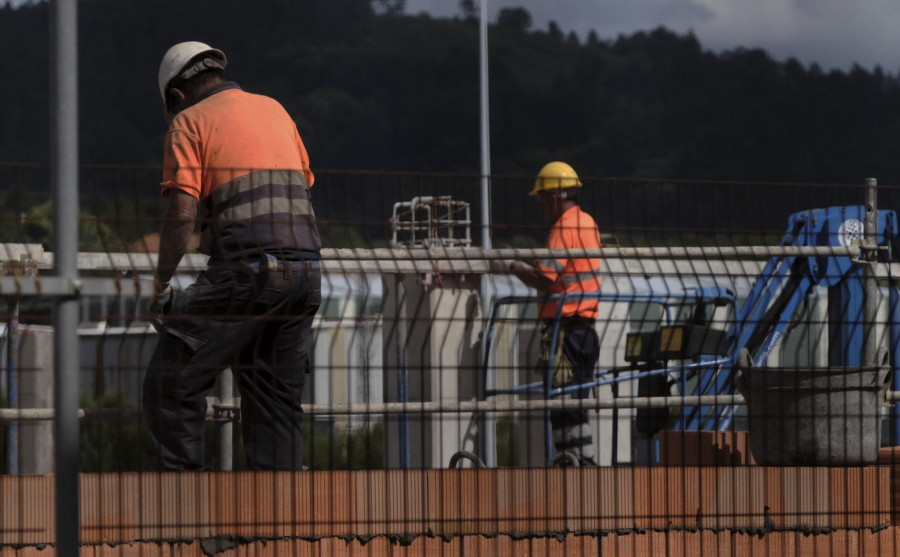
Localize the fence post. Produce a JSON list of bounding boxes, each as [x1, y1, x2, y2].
[[6, 300, 18, 474], [50, 0, 80, 554], [863, 178, 878, 368], [217, 371, 234, 470]]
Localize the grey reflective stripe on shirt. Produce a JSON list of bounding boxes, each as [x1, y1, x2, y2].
[[218, 198, 314, 222], [561, 267, 602, 286], [202, 168, 320, 261], [561, 282, 601, 293], [210, 169, 308, 205], [538, 259, 566, 273]]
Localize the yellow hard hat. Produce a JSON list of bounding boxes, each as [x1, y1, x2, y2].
[[529, 161, 582, 196]]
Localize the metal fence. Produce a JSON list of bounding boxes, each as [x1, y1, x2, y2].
[[2, 161, 900, 555], [7, 4, 896, 555]]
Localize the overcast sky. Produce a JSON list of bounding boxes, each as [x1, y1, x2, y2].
[[404, 0, 900, 72]]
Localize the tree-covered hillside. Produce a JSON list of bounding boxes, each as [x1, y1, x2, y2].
[[2, 0, 900, 184]]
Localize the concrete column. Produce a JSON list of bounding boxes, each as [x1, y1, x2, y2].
[[383, 272, 483, 468], [18, 327, 55, 473]]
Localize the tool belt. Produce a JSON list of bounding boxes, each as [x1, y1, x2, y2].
[[265, 257, 320, 274], [538, 316, 595, 388], [239, 254, 321, 275]]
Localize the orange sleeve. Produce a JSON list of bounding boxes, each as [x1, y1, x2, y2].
[[293, 124, 315, 189], [533, 226, 566, 287], [160, 128, 203, 200]]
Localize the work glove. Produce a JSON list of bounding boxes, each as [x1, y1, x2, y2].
[[538, 325, 574, 388], [148, 282, 174, 317]]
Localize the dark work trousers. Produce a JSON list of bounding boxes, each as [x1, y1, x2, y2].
[[143, 262, 321, 471], [548, 318, 600, 464]]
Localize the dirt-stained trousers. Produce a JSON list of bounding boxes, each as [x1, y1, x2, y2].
[[143, 261, 321, 471], [548, 318, 600, 465]]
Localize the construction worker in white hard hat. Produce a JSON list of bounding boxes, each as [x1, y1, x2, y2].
[[144, 41, 321, 471], [157, 41, 227, 122], [509, 161, 603, 466]]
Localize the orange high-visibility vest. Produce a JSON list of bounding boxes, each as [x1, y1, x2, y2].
[[535, 206, 602, 320]]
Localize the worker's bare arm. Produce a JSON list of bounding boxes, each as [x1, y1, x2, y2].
[[510, 260, 554, 291], [154, 189, 198, 292]]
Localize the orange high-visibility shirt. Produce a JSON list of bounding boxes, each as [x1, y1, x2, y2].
[[162, 84, 314, 200], [161, 83, 320, 262], [535, 206, 602, 319]]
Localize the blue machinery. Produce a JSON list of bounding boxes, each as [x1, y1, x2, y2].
[[461, 205, 900, 467]]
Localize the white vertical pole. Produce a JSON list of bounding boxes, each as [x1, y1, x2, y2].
[[50, 0, 80, 554], [479, 0, 497, 468], [479, 0, 491, 250]]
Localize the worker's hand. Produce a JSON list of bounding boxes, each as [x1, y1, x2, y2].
[[148, 278, 174, 316], [488, 259, 515, 274], [508, 260, 535, 275]]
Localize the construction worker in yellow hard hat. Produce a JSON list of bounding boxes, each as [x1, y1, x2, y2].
[[509, 161, 603, 466], [529, 161, 583, 196]]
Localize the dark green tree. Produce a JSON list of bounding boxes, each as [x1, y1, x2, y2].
[[459, 0, 476, 20], [497, 7, 531, 33]]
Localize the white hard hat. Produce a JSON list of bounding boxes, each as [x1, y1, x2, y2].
[[158, 41, 227, 102]]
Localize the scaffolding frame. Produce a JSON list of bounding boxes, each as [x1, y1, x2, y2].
[[390, 195, 472, 248]]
